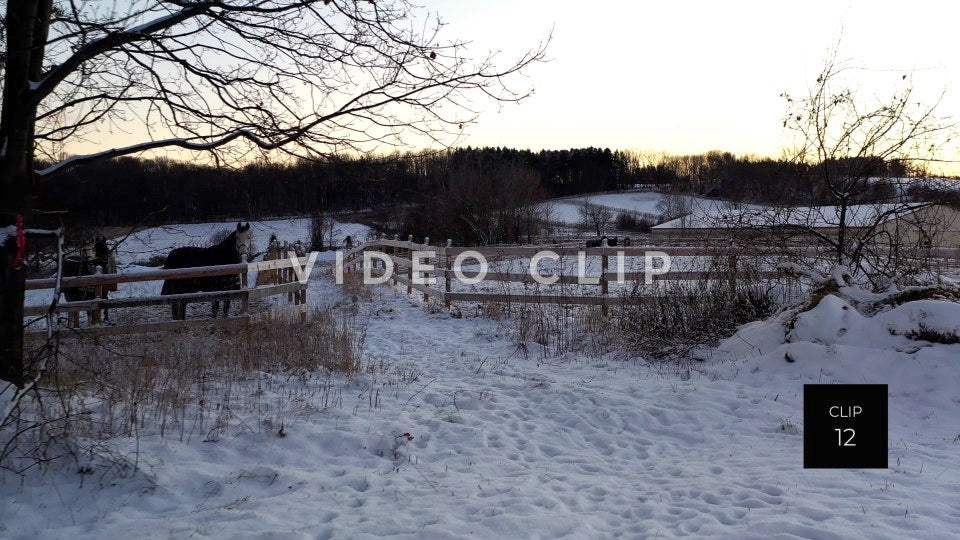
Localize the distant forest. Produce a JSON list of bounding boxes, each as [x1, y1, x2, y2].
[[36, 147, 943, 243]]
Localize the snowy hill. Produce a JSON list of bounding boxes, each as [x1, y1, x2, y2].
[[544, 190, 710, 226]]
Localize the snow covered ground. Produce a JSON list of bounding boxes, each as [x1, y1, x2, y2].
[[4, 256, 960, 538], [545, 190, 711, 226]]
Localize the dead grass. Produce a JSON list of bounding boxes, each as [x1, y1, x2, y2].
[[616, 281, 775, 360], [1, 309, 367, 472], [339, 267, 377, 302], [904, 324, 960, 345]]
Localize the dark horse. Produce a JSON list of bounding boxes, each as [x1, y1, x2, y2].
[[161, 222, 251, 319], [585, 236, 618, 248], [63, 235, 116, 323]]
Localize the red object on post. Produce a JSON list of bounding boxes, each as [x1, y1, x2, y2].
[[11, 214, 26, 268]]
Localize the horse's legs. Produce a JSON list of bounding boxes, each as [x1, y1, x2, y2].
[[212, 300, 220, 318], [223, 300, 231, 317]]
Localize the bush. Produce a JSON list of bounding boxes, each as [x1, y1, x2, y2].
[[615, 211, 652, 233], [617, 282, 775, 360], [310, 213, 334, 251]]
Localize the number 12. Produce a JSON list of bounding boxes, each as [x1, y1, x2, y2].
[[835, 428, 856, 446]]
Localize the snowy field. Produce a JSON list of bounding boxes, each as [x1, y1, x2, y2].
[[544, 191, 709, 226], [4, 251, 960, 538]]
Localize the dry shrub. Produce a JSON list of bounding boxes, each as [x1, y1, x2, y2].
[[340, 266, 376, 302], [611, 254, 784, 360], [503, 302, 618, 360], [615, 211, 652, 233], [616, 281, 774, 360], [1, 309, 365, 472]]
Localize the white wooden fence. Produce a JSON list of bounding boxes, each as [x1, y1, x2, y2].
[[23, 256, 310, 341], [341, 237, 792, 316], [341, 236, 960, 315]]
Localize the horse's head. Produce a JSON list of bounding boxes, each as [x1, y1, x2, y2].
[[235, 222, 252, 258]]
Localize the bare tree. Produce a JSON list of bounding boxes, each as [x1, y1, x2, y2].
[[0, 0, 548, 385], [726, 48, 956, 289], [578, 203, 613, 237], [655, 191, 692, 223]]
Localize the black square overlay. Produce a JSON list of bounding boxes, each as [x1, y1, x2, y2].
[[804, 384, 888, 469]]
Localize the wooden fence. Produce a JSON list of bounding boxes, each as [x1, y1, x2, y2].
[[24, 256, 310, 341], [341, 237, 960, 315], [341, 236, 797, 316]]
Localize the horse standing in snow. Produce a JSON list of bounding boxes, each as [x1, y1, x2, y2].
[[585, 236, 618, 248], [63, 235, 117, 324], [161, 222, 251, 319]]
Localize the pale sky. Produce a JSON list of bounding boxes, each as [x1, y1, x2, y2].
[[431, 0, 960, 158], [60, 0, 960, 164]]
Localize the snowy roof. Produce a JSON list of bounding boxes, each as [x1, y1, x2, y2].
[[868, 176, 959, 195]]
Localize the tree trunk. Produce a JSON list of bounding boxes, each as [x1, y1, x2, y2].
[[1, 0, 52, 386], [0, 241, 26, 387]]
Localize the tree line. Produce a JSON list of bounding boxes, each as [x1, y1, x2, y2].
[[36, 147, 941, 238]]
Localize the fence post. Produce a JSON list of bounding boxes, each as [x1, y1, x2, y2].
[[284, 242, 294, 302], [92, 279, 103, 345], [444, 239, 452, 309], [92, 285, 103, 325], [423, 237, 430, 302], [391, 234, 398, 286], [89, 266, 103, 325], [240, 270, 250, 314], [407, 234, 414, 295], [601, 238, 609, 317]]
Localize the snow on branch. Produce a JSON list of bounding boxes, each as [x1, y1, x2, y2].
[[36, 130, 278, 176]]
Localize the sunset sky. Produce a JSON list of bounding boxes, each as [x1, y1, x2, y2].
[[429, 0, 959, 159], [61, 0, 960, 166]]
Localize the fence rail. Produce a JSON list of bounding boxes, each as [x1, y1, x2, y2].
[[24, 256, 311, 340], [342, 236, 791, 315], [341, 236, 960, 314]]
